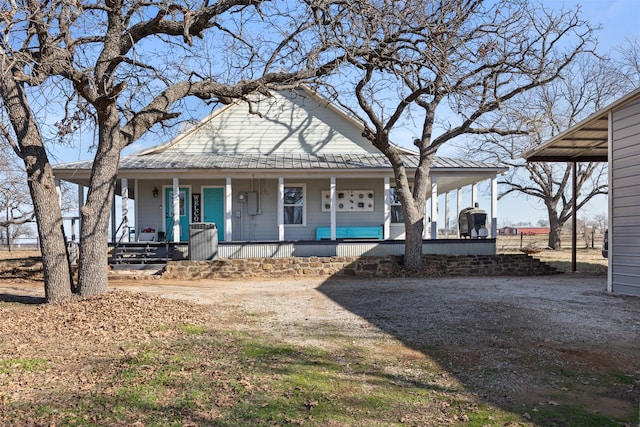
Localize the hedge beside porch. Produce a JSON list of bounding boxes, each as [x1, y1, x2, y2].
[[161, 254, 558, 280]]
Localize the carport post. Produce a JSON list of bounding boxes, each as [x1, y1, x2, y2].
[[572, 162, 577, 272], [607, 111, 613, 292]]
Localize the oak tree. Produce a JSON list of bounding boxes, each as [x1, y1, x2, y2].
[[0, 0, 338, 301], [469, 54, 626, 248], [313, 0, 594, 269]]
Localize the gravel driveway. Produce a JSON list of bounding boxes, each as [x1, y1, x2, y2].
[[107, 273, 640, 413]]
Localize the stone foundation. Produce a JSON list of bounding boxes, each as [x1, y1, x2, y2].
[[161, 253, 558, 280]]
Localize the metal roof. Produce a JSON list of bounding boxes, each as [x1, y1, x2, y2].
[[54, 152, 505, 172], [524, 87, 640, 163]]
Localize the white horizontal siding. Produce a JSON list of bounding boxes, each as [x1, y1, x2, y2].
[[166, 91, 378, 155], [284, 178, 389, 240], [231, 179, 279, 241], [611, 98, 640, 296]]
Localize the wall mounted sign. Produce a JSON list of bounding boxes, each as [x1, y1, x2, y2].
[[321, 190, 374, 212], [192, 193, 201, 222]]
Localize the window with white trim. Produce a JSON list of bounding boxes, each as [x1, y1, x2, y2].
[[284, 184, 305, 225], [390, 186, 404, 223], [390, 186, 415, 224]]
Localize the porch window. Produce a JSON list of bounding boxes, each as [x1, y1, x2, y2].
[[284, 185, 305, 225], [168, 190, 187, 216]]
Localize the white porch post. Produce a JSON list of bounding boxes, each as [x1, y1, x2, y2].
[[121, 178, 129, 242], [330, 177, 336, 240], [471, 183, 478, 207], [77, 184, 84, 241], [430, 176, 438, 239], [383, 177, 390, 239], [277, 177, 285, 241], [607, 110, 613, 293], [111, 190, 117, 243], [133, 180, 138, 241], [456, 187, 462, 238], [55, 178, 62, 206], [491, 176, 498, 238], [56, 179, 67, 240], [444, 191, 450, 239], [70, 218, 77, 242], [172, 177, 180, 242], [225, 177, 233, 242]]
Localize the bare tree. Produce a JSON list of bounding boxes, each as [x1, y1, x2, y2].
[[0, 152, 34, 230], [313, 0, 594, 269], [0, 0, 339, 301], [467, 53, 623, 248], [616, 36, 640, 87], [0, 154, 37, 249], [592, 212, 607, 234], [0, 70, 74, 301]]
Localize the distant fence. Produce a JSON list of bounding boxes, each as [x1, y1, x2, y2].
[[0, 237, 40, 252], [496, 232, 605, 251], [0, 234, 606, 253]]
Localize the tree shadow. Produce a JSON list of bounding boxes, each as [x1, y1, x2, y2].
[[0, 293, 46, 304], [317, 275, 640, 423]]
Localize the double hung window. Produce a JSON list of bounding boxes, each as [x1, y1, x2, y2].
[[284, 185, 305, 225]]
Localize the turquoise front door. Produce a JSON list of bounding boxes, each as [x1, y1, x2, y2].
[[165, 187, 190, 241], [203, 187, 225, 241]]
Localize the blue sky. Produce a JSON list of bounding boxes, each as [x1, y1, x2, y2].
[[494, 0, 639, 226]]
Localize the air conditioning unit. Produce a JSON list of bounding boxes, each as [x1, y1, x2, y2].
[[188, 223, 218, 260]]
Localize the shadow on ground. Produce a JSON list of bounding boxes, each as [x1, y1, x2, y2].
[[0, 293, 45, 304], [317, 274, 640, 424]]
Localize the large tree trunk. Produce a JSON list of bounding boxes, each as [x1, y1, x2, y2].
[[403, 214, 425, 270], [398, 167, 431, 271], [0, 71, 74, 302], [547, 206, 563, 249], [27, 151, 75, 302], [77, 108, 122, 297]]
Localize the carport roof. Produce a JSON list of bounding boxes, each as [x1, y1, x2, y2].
[[523, 86, 640, 163]]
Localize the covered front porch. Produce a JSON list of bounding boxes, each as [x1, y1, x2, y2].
[[55, 153, 507, 261], [103, 169, 503, 246]]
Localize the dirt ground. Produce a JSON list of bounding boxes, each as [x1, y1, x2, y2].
[[113, 274, 640, 414], [0, 250, 639, 425]]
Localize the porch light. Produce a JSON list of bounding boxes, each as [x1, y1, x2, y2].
[[152, 187, 159, 198]]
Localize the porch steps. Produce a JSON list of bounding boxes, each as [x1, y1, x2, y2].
[[111, 242, 173, 265]]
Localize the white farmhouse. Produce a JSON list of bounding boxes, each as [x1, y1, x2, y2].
[[53, 88, 507, 259]]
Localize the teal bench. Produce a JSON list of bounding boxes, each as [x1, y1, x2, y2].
[[315, 226, 383, 240]]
